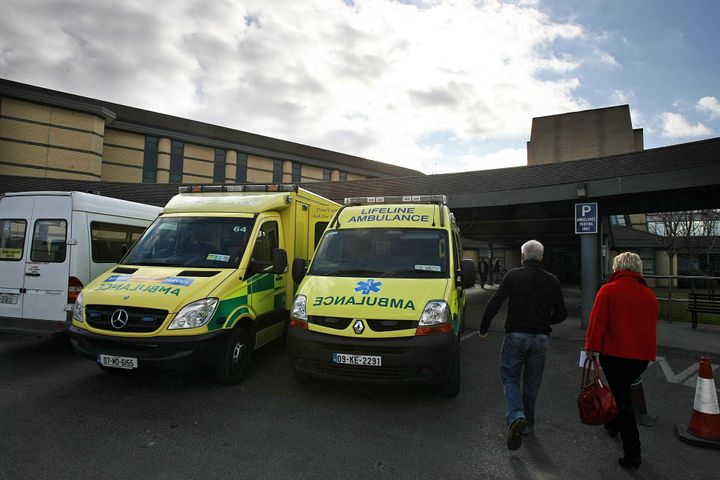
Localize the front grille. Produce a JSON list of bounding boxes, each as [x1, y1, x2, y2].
[[309, 316, 418, 332], [309, 316, 352, 329], [366, 319, 418, 331], [86, 305, 168, 333]]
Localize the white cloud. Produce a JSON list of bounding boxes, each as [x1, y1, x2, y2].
[[0, 0, 590, 173], [436, 148, 526, 174], [660, 112, 712, 138], [697, 96, 720, 120]]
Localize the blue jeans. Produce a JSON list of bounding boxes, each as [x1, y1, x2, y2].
[[500, 332, 549, 427]]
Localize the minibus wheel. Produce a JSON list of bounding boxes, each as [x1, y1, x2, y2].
[[216, 327, 252, 385]]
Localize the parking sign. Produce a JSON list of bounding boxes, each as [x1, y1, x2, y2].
[[575, 203, 598, 234]]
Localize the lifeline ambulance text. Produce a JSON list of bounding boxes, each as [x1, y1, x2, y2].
[[313, 295, 416, 310], [347, 206, 429, 223]]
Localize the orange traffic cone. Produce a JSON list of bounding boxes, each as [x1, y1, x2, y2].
[[675, 357, 720, 449]]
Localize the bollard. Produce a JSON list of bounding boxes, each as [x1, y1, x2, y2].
[[631, 377, 658, 426]]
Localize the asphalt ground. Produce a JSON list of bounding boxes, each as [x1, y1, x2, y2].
[[1, 286, 719, 480]]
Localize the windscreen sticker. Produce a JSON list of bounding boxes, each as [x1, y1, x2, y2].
[[415, 264, 441, 272], [0, 248, 22, 259], [313, 279, 415, 310], [207, 254, 231, 262], [346, 207, 430, 224]]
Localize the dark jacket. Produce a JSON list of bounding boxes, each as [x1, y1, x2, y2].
[[479, 259, 567, 335]]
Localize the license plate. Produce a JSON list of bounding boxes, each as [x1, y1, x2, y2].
[[0, 294, 19, 305], [332, 352, 382, 367], [97, 354, 138, 369]]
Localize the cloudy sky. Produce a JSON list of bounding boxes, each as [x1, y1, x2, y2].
[[1, 0, 718, 174]]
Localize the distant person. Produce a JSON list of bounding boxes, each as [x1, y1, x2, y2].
[[479, 240, 567, 450], [479, 257, 489, 289], [493, 258, 501, 285], [585, 252, 658, 470]]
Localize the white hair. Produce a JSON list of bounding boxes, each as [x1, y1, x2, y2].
[[613, 252, 643, 274], [521, 240, 544, 261]]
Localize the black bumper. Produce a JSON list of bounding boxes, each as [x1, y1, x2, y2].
[[287, 327, 458, 385], [69, 325, 230, 368]]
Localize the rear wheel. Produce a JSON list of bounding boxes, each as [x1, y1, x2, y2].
[[215, 327, 252, 385]]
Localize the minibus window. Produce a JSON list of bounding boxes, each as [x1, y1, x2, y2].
[[30, 220, 67, 263], [0, 219, 26, 261]]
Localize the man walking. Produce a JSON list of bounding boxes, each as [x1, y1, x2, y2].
[[479, 257, 489, 289], [479, 240, 566, 450]]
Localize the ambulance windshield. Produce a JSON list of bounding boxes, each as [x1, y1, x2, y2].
[[123, 216, 255, 268], [309, 228, 449, 278]]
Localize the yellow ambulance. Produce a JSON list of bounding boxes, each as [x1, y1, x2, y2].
[[287, 195, 476, 396], [69, 185, 338, 384]]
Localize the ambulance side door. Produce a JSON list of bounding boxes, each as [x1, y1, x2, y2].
[[247, 215, 287, 347]]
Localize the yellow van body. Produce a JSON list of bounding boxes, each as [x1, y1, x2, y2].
[[287, 195, 474, 396], [69, 185, 338, 383]]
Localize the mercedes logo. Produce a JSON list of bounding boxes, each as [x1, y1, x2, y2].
[[110, 309, 130, 329], [353, 319, 365, 335]]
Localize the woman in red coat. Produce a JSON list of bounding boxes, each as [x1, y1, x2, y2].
[[585, 252, 658, 470]]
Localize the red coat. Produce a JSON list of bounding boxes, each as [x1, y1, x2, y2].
[[585, 270, 658, 361]]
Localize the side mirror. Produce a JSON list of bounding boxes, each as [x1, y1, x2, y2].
[[292, 258, 307, 284], [272, 248, 288, 274], [460, 259, 476, 290]]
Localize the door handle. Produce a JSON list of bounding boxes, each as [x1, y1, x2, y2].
[[25, 273, 40, 277]]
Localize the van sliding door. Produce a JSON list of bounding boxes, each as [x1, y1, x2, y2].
[[0, 200, 29, 322]]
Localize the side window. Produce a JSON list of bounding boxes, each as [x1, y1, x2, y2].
[[314, 222, 329, 249], [91, 222, 148, 263], [0, 219, 27, 261], [251, 221, 279, 269], [451, 231, 461, 272], [31, 219, 67, 263]]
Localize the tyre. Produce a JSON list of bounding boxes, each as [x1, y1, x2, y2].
[[440, 345, 461, 397], [215, 327, 252, 385]]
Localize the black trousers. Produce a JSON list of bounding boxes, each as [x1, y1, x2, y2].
[[600, 354, 649, 459]]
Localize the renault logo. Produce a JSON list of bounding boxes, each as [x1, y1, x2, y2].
[[110, 309, 130, 329], [353, 319, 365, 335]]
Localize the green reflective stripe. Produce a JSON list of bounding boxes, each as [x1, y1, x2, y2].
[[226, 307, 250, 328], [209, 295, 248, 331], [274, 293, 286, 309], [248, 273, 275, 294]]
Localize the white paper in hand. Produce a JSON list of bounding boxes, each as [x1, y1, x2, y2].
[[579, 350, 596, 369]]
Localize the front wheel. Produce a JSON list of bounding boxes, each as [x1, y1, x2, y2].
[[215, 327, 252, 385], [440, 346, 461, 397]]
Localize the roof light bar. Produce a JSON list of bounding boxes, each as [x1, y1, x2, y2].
[[344, 195, 447, 206], [179, 184, 298, 194]]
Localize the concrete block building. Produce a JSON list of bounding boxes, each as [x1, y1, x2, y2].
[[0, 79, 422, 185]]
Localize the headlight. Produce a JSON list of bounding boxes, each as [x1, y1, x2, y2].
[[168, 298, 219, 330], [291, 295, 307, 321], [418, 300, 450, 326], [72, 292, 84, 323]]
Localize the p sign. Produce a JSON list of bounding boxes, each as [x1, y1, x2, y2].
[[575, 203, 598, 234]]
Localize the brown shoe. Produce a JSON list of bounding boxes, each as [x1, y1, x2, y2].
[[506, 418, 527, 450]]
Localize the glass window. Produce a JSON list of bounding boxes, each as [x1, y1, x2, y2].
[[236, 153, 248, 183], [0, 219, 27, 261], [170, 140, 184, 183], [250, 221, 279, 270], [314, 222, 329, 249], [213, 149, 227, 183], [123, 216, 255, 268], [640, 248, 655, 276], [91, 222, 148, 263], [142, 136, 158, 184], [292, 162, 301, 183], [31, 220, 67, 263], [273, 160, 283, 183], [309, 228, 449, 278], [323, 168, 331, 181], [339, 171, 347, 182]]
